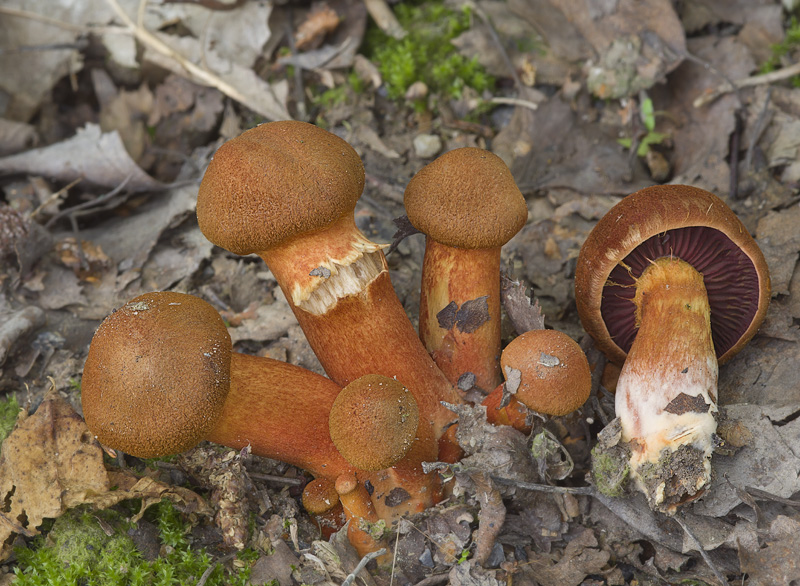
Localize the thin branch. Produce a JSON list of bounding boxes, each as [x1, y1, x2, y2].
[[341, 548, 386, 586], [104, 0, 268, 114], [694, 61, 800, 108], [490, 475, 595, 496], [488, 96, 539, 111], [673, 514, 728, 586]]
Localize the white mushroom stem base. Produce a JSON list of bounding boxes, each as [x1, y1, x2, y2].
[[615, 258, 719, 513]]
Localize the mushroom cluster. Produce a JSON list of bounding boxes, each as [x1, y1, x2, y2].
[[80, 122, 767, 557]]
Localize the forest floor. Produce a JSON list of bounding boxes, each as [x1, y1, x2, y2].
[[1, 0, 800, 584]]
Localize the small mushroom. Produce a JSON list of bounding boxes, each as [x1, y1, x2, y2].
[[196, 121, 461, 450], [574, 185, 771, 511], [404, 148, 528, 391], [81, 291, 352, 480], [482, 329, 592, 432], [329, 375, 441, 521], [335, 473, 385, 556], [302, 478, 345, 539]]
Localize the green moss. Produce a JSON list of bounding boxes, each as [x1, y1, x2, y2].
[[760, 16, 800, 86], [14, 501, 258, 586], [590, 446, 630, 498], [363, 0, 494, 106], [0, 393, 20, 447]]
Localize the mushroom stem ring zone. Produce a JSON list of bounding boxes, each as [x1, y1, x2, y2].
[[575, 185, 770, 512]]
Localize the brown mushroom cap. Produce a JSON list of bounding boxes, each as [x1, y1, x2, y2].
[[196, 121, 365, 255], [501, 329, 591, 416], [81, 292, 232, 458], [302, 478, 341, 515], [328, 374, 419, 471], [575, 185, 771, 366], [404, 147, 528, 249]]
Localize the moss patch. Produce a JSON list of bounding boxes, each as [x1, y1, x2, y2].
[[0, 393, 20, 447], [14, 501, 257, 586], [363, 1, 493, 107]]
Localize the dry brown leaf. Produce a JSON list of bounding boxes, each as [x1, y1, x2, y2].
[[0, 387, 109, 559], [55, 237, 113, 282], [294, 3, 340, 51], [0, 387, 210, 560], [500, 276, 545, 335], [526, 527, 611, 586], [96, 471, 211, 522], [738, 516, 800, 586]]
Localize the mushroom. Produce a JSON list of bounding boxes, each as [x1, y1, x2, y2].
[[574, 185, 770, 511], [328, 375, 442, 521], [302, 478, 345, 539], [196, 121, 461, 450], [335, 473, 386, 556], [404, 147, 528, 391], [482, 329, 592, 432], [81, 291, 352, 481]]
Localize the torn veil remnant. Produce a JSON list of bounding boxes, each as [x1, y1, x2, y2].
[[196, 121, 461, 454], [575, 185, 770, 513]]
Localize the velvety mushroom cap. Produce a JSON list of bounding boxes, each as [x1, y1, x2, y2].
[[328, 375, 419, 471], [501, 329, 591, 416], [302, 478, 341, 515], [575, 185, 771, 365], [81, 292, 232, 458], [196, 121, 365, 255], [404, 147, 528, 249]]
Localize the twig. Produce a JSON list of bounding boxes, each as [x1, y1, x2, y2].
[[43, 173, 132, 229], [283, 11, 307, 122], [470, 2, 523, 91], [362, 0, 406, 40], [30, 177, 82, 220], [746, 486, 800, 507], [247, 472, 304, 486], [744, 87, 773, 174], [104, 0, 273, 117], [694, 61, 800, 108], [673, 514, 728, 586], [682, 50, 743, 109], [729, 107, 744, 200], [341, 548, 386, 586], [488, 96, 539, 111], [411, 574, 450, 586], [490, 475, 595, 495], [196, 552, 237, 586]]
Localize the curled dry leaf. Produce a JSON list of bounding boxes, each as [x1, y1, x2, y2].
[[0, 387, 109, 559], [0, 124, 161, 192], [0, 388, 208, 560]]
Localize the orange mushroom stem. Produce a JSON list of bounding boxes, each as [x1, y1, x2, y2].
[[482, 329, 592, 432], [404, 148, 528, 392], [196, 121, 461, 450], [81, 291, 352, 481], [335, 473, 386, 557], [575, 185, 771, 512]]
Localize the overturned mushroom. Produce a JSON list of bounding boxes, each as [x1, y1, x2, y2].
[[575, 185, 770, 512]]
